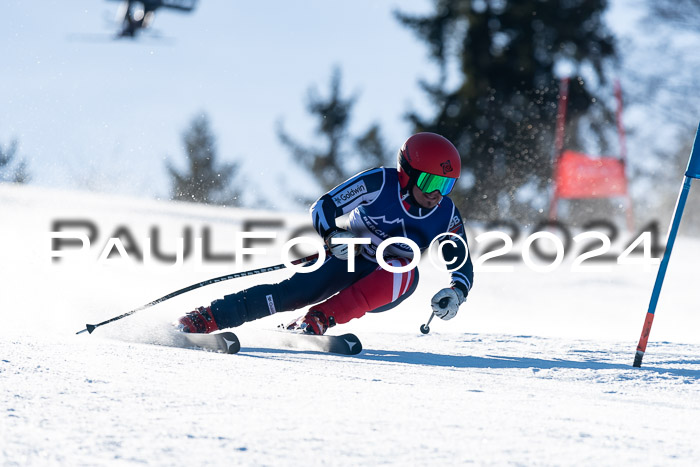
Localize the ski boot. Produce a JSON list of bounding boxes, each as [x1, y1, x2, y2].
[[176, 306, 220, 334], [285, 309, 335, 335]]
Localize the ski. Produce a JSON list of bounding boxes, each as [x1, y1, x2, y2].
[[165, 329, 360, 355], [270, 330, 362, 355], [177, 331, 241, 354]]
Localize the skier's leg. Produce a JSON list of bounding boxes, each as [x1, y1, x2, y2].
[[198, 255, 377, 330], [298, 258, 419, 334]]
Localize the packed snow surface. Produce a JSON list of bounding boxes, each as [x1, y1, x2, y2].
[[2, 184, 700, 466]]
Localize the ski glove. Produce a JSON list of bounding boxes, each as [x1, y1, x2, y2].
[[431, 287, 466, 320], [325, 229, 361, 260]]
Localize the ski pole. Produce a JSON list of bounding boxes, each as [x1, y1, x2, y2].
[[419, 297, 450, 334], [633, 121, 700, 367], [76, 251, 322, 335]]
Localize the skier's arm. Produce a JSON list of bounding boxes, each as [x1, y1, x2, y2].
[[310, 168, 385, 239], [443, 225, 473, 299], [431, 206, 473, 320]]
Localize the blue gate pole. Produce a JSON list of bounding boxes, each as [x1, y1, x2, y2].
[[633, 121, 700, 367]]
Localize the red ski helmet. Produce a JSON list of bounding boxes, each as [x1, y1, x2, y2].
[[397, 132, 461, 195]]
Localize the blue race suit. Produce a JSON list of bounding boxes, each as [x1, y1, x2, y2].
[[209, 167, 474, 328]]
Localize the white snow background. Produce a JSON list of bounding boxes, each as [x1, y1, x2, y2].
[[1, 183, 700, 466]]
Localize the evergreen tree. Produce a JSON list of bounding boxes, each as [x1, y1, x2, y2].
[[278, 67, 390, 193], [355, 124, 390, 169], [395, 0, 616, 221], [0, 138, 30, 183], [166, 113, 241, 205]]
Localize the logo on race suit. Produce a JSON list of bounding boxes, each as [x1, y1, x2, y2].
[[366, 215, 408, 240], [448, 214, 462, 231], [332, 180, 368, 206], [441, 160, 454, 175], [364, 215, 414, 255], [266, 294, 277, 315]]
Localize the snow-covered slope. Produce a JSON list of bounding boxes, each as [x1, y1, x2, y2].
[[1, 184, 699, 465]]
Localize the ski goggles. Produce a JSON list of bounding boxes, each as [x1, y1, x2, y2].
[[416, 172, 457, 195]]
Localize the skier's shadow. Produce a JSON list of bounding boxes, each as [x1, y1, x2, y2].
[[357, 349, 700, 379]]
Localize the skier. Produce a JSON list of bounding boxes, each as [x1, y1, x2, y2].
[[176, 132, 474, 335]]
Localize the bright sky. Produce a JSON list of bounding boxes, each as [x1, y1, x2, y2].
[[1, 0, 435, 210], [4, 0, 690, 214]]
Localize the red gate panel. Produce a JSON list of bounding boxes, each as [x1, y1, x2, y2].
[[554, 150, 628, 199]]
